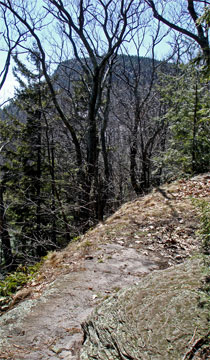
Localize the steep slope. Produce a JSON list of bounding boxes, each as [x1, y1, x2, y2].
[[0, 174, 209, 359]]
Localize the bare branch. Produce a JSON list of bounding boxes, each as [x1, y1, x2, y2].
[[145, 0, 210, 63]]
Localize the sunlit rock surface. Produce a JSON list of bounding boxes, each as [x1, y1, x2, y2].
[[81, 258, 209, 360]]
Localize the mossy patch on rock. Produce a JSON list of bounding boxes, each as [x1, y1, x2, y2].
[[81, 258, 209, 360]]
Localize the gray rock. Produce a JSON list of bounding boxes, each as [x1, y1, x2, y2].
[[80, 258, 209, 360]]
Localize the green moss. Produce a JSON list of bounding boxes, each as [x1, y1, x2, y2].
[[71, 235, 81, 243], [81, 240, 92, 248], [113, 286, 121, 293], [98, 258, 104, 263], [0, 260, 43, 298]]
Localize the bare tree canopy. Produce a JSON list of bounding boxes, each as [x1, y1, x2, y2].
[[0, 5, 25, 105], [145, 0, 210, 64]]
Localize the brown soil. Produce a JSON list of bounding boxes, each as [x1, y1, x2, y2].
[[0, 174, 210, 360]]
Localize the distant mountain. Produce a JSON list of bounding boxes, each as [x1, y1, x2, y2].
[[1, 55, 174, 119], [53, 54, 173, 91]]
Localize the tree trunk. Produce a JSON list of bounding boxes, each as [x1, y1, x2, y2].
[[192, 80, 198, 173], [130, 130, 142, 195], [50, 137, 57, 245], [0, 184, 13, 267]]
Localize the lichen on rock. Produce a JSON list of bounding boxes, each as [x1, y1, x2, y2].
[[80, 258, 209, 360]]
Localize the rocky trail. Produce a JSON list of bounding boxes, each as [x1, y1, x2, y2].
[[0, 174, 210, 359]]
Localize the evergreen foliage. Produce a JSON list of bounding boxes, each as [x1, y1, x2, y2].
[[158, 64, 210, 178], [0, 56, 77, 268]]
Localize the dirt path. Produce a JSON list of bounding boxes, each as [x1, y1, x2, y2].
[[0, 244, 162, 360], [0, 174, 209, 359]]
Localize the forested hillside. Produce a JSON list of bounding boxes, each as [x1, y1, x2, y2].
[[0, 0, 209, 273]]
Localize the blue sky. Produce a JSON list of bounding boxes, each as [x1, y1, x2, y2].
[[0, 59, 18, 106]]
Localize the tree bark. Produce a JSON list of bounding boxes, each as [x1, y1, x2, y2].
[[0, 184, 13, 267]]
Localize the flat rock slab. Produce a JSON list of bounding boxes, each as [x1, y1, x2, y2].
[[0, 244, 161, 360]]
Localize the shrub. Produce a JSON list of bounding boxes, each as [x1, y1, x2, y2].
[[0, 261, 43, 298]]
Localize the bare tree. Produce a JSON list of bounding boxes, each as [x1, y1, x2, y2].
[[43, 0, 143, 222], [112, 24, 172, 195], [0, 5, 26, 106], [145, 0, 210, 65], [0, 0, 144, 225]]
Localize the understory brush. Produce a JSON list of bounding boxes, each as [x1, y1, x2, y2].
[[0, 260, 44, 310]]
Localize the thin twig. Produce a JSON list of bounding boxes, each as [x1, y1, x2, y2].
[[182, 332, 210, 360], [188, 327, 197, 345]]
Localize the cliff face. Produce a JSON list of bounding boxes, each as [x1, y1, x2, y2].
[[81, 258, 209, 360]]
